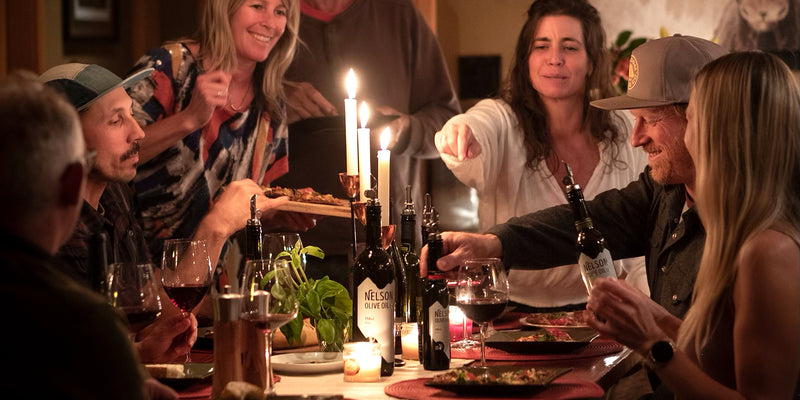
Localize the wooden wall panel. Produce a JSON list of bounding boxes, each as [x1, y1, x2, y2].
[[5, 0, 42, 74]]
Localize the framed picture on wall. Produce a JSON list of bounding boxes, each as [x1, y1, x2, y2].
[[64, 0, 117, 40]]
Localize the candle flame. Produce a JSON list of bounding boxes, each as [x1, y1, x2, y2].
[[359, 102, 369, 128], [346, 69, 356, 99], [380, 127, 390, 150]]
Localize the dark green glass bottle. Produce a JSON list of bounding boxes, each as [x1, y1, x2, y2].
[[420, 208, 450, 370], [352, 191, 395, 376]]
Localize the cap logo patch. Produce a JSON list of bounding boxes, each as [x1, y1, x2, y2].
[[627, 54, 639, 90]]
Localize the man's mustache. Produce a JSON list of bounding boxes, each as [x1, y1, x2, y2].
[[121, 141, 140, 162]]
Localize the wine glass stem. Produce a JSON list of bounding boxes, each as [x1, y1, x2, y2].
[[462, 316, 469, 342], [182, 311, 192, 363], [479, 322, 488, 368], [265, 332, 275, 395]]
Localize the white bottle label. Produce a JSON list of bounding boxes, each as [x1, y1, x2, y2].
[[578, 248, 616, 291], [357, 278, 396, 361], [428, 301, 450, 358]]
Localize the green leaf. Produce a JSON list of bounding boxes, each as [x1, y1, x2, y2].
[[316, 318, 336, 344], [301, 246, 325, 260], [258, 269, 277, 290], [626, 38, 647, 51], [615, 30, 632, 48], [306, 289, 321, 317], [316, 278, 345, 300], [280, 315, 305, 345], [614, 30, 633, 47]]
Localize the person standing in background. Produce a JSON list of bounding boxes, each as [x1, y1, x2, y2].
[[435, 0, 648, 311], [280, 0, 460, 285]]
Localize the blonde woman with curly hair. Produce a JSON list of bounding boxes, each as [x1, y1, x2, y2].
[[586, 51, 799, 398], [128, 0, 313, 260]]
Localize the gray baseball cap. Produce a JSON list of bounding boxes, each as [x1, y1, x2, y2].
[[591, 34, 726, 110], [39, 63, 152, 111]]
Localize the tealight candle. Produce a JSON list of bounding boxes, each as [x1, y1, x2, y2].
[[377, 127, 391, 225], [357, 102, 371, 200], [400, 322, 419, 361], [344, 69, 358, 175], [343, 341, 381, 382], [449, 305, 469, 342]]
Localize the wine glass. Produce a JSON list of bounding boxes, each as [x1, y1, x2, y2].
[[265, 232, 304, 267], [455, 258, 509, 369], [107, 262, 162, 341], [161, 238, 213, 362], [241, 259, 299, 395], [446, 276, 478, 349]]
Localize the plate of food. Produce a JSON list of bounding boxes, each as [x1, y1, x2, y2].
[[146, 363, 213, 390], [485, 328, 599, 354], [520, 310, 592, 328], [424, 366, 571, 396], [271, 352, 343, 374], [263, 187, 351, 218]]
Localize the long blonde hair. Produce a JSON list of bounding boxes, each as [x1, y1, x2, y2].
[[679, 52, 800, 354], [196, 0, 300, 120]]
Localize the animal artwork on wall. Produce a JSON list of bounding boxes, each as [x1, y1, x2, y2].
[[714, 0, 799, 51]]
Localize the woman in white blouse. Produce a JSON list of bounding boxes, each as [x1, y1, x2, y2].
[[435, 0, 647, 310]]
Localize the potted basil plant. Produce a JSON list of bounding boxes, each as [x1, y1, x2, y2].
[[266, 243, 352, 352]]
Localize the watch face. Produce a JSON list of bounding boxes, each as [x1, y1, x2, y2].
[[651, 340, 674, 363]]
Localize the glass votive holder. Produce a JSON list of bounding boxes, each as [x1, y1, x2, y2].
[[400, 322, 419, 360], [449, 305, 472, 342], [342, 341, 381, 382]]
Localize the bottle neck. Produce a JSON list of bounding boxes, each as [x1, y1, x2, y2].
[[426, 234, 442, 276], [575, 218, 593, 231], [567, 187, 592, 232], [400, 215, 416, 251], [365, 203, 382, 249], [245, 224, 263, 259]]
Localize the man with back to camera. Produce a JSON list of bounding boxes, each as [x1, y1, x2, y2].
[[41, 63, 289, 362], [420, 33, 726, 399], [0, 72, 162, 399]]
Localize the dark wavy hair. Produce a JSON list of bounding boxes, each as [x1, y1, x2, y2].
[[499, 0, 625, 171]]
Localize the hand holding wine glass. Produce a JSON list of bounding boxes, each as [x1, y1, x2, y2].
[[455, 258, 509, 369], [161, 239, 213, 362], [242, 259, 299, 395], [108, 262, 163, 340]]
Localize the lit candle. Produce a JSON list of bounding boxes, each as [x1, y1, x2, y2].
[[400, 322, 419, 361], [342, 342, 381, 382], [377, 127, 391, 225], [449, 305, 465, 342], [357, 102, 371, 200], [344, 69, 358, 175]]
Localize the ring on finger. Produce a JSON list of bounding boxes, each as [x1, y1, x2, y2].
[[217, 89, 223, 97]]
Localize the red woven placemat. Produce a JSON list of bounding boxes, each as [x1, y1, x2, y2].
[[384, 377, 603, 400], [451, 338, 622, 361]]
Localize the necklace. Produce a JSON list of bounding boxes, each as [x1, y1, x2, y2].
[[228, 84, 252, 113]]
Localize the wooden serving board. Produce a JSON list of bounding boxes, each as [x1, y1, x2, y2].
[[275, 200, 351, 218]]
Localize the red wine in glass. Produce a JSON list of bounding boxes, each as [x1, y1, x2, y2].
[[456, 298, 507, 324], [161, 239, 213, 362], [456, 258, 509, 369], [163, 284, 210, 313]]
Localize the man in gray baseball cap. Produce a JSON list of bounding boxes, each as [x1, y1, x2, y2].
[[419, 34, 724, 397]]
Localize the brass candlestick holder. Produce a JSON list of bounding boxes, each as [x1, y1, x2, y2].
[[338, 173, 360, 260]]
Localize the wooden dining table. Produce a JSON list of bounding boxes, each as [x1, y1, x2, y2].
[[175, 312, 641, 400]]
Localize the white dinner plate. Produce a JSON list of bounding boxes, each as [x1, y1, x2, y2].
[[271, 352, 343, 374]]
